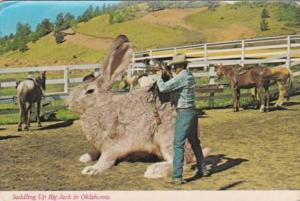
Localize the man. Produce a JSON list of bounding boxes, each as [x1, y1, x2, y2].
[[157, 54, 209, 184]]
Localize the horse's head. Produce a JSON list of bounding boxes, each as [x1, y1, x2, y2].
[[36, 71, 46, 90], [215, 64, 224, 79]]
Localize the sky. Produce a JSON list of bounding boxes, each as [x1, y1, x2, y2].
[[0, 1, 119, 36]]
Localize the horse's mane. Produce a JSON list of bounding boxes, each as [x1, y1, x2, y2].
[[35, 74, 46, 90]]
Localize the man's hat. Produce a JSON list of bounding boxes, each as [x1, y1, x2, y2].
[[168, 54, 190, 67]]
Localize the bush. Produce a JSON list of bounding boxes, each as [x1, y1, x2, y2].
[[261, 8, 270, 18], [55, 32, 65, 44], [260, 19, 269, 31], [19, 41, 28, 52]]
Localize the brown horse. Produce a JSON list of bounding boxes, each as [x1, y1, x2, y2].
[[16, 71, 46, 131], [216, 65, 293, 112]]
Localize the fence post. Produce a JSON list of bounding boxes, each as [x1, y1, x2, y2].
[[127, 54, 135, 76], [241, 40, 245, 67], [208, 65, 215, 108], [94, 64, 100, 77], [208, 64, 215, 85], [64, 67, 69, 93], [149, 50, 153, 59], [204, 44, 208, 71], [286, 36, 291, 69], [174, 47, 177, 55]]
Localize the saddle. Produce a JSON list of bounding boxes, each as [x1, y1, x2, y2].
[[26, 78, 45, 97]]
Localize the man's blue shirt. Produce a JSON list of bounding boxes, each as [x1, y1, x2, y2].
[[157, 69, 195, 109]]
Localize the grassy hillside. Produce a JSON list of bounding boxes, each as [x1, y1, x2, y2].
[[185, 3, 299, 41], [0, 35, 105, 67], [0, 3, 299, 67], [77, 15, 203, 50]]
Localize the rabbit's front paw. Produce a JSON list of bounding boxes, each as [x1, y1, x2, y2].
[[81, 165, 101, 175], [79, 153, 92, 163]]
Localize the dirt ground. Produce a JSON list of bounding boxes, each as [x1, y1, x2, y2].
[[137, 7, 206, 32], [0, 96, 299, 190]]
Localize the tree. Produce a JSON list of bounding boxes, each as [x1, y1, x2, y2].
[[260, 18, 269, 31], [112, 10, 126, 23], [18, 39, 28, 52], [15, 23, 31, 52], [55, 13, 67, 32], [109, 12, 114, 24], [260, 7, 270, 31], [9, 39, 19, 51], [0, 38, 5, 55], [295, 8, 300, 25], [93, 6, 101, 16], [30, 32, 40, 43], [261, 8, 270, 18], [80, 5, 94, 22], [16, 23, 31, 38], [36, 18, 53, 37], [64, 13, 75, 28]]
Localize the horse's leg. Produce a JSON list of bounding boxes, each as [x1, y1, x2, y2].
[[237, 87, 241, 111], [275, 81, 285, 107], [17, 101, 26, 131], [258, 87, 265, 113], [37, 101, 42, 127], [231, 86, 238, 112], [265, 86, 270, 112], [24, 103, 32, 131], [251, 88, 258, 109]]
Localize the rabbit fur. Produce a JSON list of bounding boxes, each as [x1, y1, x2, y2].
[[66, 35, 209, 178]]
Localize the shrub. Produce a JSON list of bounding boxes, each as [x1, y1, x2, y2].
[[55, 32, 65, 44]]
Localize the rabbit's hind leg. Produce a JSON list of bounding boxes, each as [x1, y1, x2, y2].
[[81, 152, 116, 176], [144, 161, 172, 178], [144, 144, 173, 178]]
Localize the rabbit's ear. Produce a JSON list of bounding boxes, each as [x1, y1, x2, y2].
[[98, 35, 133, 90]]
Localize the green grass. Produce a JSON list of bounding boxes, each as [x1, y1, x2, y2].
[[0, 85, 64, 97], [185, 3, 299, 40], [0, 35, 105, 67], [0, 81, 282, 125], [77, 15, 204, 50], [0, 99, 79, 125], [56, 109, 80, 121]]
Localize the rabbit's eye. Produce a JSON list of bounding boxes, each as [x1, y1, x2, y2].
[[86, 89, 95, 94]]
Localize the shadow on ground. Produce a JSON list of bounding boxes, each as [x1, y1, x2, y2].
[[186, 154, 248, 183], [38, 120, 74, 130], [219, 180, 245, 190], [0, 135, 21, 141]]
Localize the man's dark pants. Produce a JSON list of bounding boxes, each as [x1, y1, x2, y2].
[[172, 109, 204, 179]]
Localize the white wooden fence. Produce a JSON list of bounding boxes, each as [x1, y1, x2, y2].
[[132, 34, 300, 69], [131, 34, 300, 85], [1, 34, 300, 102], [0, 64, 101, 102]]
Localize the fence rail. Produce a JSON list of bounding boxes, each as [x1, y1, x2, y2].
[[1, 34, 300, 103], [132, 34, 300, 71]]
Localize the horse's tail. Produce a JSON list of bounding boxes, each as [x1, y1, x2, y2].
[[286, 69, 294, 101]]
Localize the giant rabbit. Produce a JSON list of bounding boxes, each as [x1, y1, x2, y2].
[[66, 35, 209, 178]]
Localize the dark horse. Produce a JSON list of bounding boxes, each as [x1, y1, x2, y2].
[[16, 71, 46, 131], [216, 65, 293, 112]]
